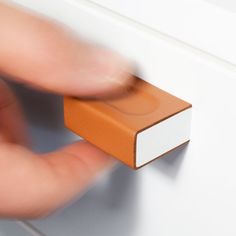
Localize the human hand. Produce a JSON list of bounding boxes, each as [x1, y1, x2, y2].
[[0, 2, 132, 219]]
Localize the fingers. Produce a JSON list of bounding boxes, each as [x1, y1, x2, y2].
[[0, 2, 133, 97], [0, 79, 27, 145], [0, 141, 113, 219]]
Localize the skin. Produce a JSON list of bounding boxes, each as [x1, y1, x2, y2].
[[0, 2, 133, 219]]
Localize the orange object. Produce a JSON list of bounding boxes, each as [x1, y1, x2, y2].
[[64, 78, 192, 169]]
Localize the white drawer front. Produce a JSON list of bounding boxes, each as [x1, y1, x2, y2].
[[8, 0, 236, 235], [88, 0, 236, 65]]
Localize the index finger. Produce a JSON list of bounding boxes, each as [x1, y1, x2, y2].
[[0, 2, 133, 97]]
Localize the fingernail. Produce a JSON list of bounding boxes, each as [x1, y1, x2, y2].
[[82, 47, 134, 96]]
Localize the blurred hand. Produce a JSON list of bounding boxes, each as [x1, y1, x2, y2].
[[0, 2, 132, 219]]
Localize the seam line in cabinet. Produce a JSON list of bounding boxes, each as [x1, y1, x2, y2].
[[65, 0, 236, 73], [16, 221, 47, 236]]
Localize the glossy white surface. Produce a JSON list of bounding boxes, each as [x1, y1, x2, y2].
[[206, 0, 236, 12], [6, 0, 236, 235], [136, 108, 192, 167], [88, 0, 236, 65]]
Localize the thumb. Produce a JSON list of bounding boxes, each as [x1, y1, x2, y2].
[[0, 141, 114, 219], [0, 2, 133, 97]]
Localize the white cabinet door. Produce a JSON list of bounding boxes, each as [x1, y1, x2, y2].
[[7, 0, 236, 235], [88, 0, 236, 65]]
